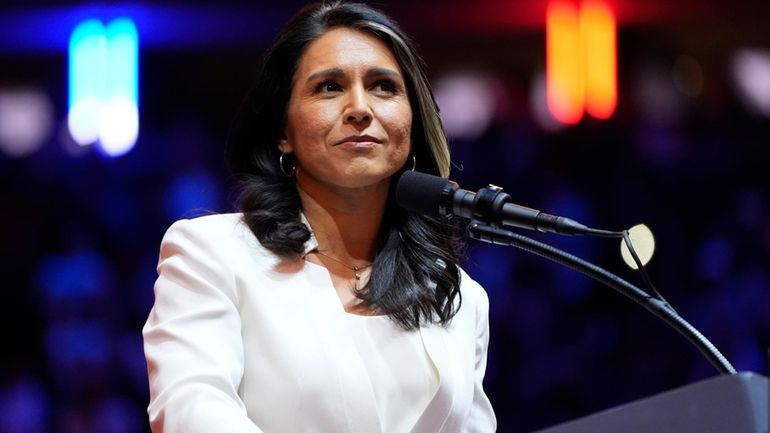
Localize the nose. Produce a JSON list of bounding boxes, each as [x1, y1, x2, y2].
[[343, 85, 372, 125]]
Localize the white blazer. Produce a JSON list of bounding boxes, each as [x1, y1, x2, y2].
[[143, 213, 496, 433]]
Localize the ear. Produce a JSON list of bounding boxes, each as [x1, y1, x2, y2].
[[278, 138, 294, 153]]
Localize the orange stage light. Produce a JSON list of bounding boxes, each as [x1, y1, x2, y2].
[[582, 0, 617, 119], [546, 0, 616, 124], [546, 1, 584, 125]]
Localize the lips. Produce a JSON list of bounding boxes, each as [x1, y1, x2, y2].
[[333, 135, 383, 146]]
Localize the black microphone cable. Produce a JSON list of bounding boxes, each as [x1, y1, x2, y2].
[[581, 226, 675, 314]]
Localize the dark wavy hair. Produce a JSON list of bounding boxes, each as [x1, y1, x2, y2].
[[226, 1, 461, 329]]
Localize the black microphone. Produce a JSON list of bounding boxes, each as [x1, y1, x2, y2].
[[396, 171, 590, 235]]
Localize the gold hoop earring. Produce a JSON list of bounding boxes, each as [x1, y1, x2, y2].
[[410, 155, 416, 171], [279, 152, 296, 177]]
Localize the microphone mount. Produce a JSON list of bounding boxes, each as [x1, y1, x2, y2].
[[468, 184, 510, 227]]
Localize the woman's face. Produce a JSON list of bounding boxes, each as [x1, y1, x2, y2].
[[282, 26, 412, 191]]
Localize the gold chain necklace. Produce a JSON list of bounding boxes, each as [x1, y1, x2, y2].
[[312, 249, 372, 282]]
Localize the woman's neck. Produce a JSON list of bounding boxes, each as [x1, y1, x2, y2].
[[297, 178, 389, 263]]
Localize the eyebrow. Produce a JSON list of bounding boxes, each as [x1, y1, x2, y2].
[[305, 67, 403, 82]]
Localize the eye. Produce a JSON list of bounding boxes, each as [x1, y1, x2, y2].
[[314, 80, 342, 93], [372, 79, 400, 94]]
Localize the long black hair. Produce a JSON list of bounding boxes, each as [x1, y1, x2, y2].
[[226, 1, 461, 329]]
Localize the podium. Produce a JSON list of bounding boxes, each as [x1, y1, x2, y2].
[[533, 372, 769, 433]]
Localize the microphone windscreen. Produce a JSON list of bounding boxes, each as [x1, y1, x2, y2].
[[396, 171, 452, 217]]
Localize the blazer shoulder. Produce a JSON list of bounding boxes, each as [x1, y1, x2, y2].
[[161, 213, 263, 256], [164, 213, 248, 240], [167, 212, 244, 232], [458, 267, 489, 306]]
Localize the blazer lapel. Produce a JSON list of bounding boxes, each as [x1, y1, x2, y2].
[[332, 317, 384, 433], [411, 324, 456, 433], [299, 261, 383, 433]]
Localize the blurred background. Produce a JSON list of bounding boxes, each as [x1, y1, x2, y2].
[[1, 0, 769, 432]]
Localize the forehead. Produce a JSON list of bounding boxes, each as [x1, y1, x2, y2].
[[295, 27, 402, 76]]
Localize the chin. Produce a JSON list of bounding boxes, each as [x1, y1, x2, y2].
[[335, 168, 397, 189]]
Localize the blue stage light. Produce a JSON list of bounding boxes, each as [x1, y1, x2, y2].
[[68, 19, 106, 146], [67, 17, 139, 157], [100, 18, 139, 156]]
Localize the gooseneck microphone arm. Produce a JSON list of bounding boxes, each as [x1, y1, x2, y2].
[[396, 171, 736, 375], [467, 222, 736, 375]]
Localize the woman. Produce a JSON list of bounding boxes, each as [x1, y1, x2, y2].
[[143, 2, 496, 433]]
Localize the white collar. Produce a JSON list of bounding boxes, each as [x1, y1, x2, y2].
[[300, 212, 319, 257]]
